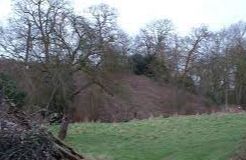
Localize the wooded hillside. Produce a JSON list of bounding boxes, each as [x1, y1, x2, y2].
[[0, 0, 246, 139]]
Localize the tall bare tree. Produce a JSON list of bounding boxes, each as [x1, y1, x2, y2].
[[0, 0, 122, 140]]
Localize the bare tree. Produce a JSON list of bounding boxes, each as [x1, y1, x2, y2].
[[0, 0, 121, 140], [180, 26, 210, 78], [134, 19, 174, 57]]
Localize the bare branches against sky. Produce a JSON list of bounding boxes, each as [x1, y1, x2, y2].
[[1, 0, 246, 34]]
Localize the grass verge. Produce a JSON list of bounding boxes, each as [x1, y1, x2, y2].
[[52, 113, 246, 160]]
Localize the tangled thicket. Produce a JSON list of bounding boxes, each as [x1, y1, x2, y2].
[[0, 101, 84, 160], [0, 130, 60, 160]]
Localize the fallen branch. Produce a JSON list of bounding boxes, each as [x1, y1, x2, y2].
[[0, 99, 85, 160]]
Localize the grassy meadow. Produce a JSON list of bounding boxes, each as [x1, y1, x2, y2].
[[52, 113, 246, 160]]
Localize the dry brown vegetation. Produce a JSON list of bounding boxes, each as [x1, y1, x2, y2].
[[69, 73, 217, 122], [0, 61, 217, 122]]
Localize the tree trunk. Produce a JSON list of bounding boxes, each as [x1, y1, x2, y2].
[[58, 114, 70, 140], [236, 85, 242, 105], [225, 85, 228, 108], [0, 88, 3, 107]]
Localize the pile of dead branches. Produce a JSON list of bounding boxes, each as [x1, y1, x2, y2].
[[0, 129, 84, 160], [0, 98, 84, 160]]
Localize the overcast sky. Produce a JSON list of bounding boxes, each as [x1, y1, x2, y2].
[[1, 0, 246, 35]]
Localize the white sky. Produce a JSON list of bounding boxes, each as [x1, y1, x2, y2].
[[1, 0, 246, 35]]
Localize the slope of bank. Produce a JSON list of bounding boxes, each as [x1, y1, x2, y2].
[[72, 74, 217, 122], [0, 60, 218, 122]]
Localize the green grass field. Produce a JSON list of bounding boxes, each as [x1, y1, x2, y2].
[[53, 113, 246, 160]]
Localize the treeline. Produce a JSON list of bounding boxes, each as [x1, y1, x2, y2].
[[131, 20, 246, 107], [0, 0, 246, 138]]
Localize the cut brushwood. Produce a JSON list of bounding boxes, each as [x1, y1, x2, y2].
[[0, 95, 84, 160]]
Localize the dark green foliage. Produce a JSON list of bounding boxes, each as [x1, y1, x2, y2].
[[147, 58, 170, 82], [0, 73, 26, 107], [130, 54, 152, 75], [130, 54, 170, 82]]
